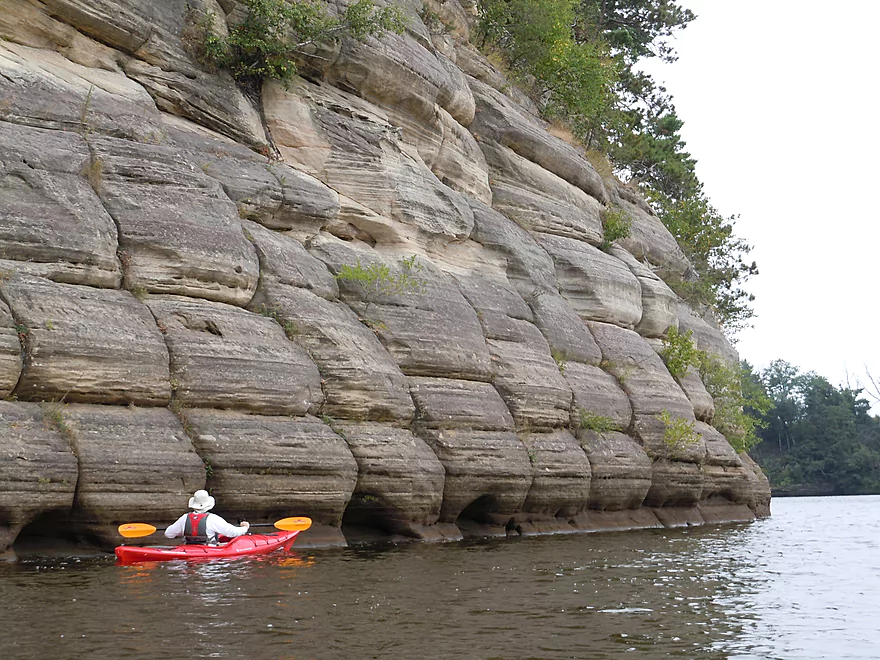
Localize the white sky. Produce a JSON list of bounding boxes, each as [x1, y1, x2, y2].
[[641, 0, 880, 397]]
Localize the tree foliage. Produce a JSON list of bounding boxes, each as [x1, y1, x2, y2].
[[751, 361, 880, 495], [476, 0, 616, 134], [652, 192, 758, 332], [476, 0, 756, 335], [196, 0, 405, 88]]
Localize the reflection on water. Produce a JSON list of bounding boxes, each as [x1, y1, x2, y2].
[[3, 496, 880, 659]]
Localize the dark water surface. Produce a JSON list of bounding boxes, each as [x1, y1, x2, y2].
[[3, 496, 879, 659]]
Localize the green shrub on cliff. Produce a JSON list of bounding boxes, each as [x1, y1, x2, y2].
[[652, 191, 758, 333], [335, 255, 427, 326], [658, 409, 699, 451], [659, 327, 700, 379], [699, 357, 770, 453], [600, 205, 632, 250], [476, 0, 616, 136], [194, 0, 405, 88]]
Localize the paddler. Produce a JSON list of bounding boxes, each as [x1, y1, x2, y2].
[[164, 490, 250, 545]]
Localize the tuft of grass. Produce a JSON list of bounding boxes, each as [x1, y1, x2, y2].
[[258, 304, 301, 339], [81, 156, 104, 193], [42, 402, 75, 445], [572, 408, 618, 436], [551, 348, 567, 375]]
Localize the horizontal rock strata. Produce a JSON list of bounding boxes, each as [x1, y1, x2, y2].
[[0, 0, 770, 553]]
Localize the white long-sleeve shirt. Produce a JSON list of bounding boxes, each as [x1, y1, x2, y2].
[[164, 512, 249, 544]]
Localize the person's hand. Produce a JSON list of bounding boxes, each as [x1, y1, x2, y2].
[[240, 521, 249, 529]]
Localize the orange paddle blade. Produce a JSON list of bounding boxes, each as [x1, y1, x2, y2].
[[118, 523, 158, 538], [273, 516, 312, 532]]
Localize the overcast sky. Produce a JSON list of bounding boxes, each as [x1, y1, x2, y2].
[[641, 0, 880, 398]]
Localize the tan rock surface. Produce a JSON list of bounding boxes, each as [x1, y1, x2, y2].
[[539, 235, 642, 328], [310, 236, 494, 381], [482, 140, 604, 244], [611, 246, 678, 338], [250, 284, 415, 422], [264, 79, 475, 249], [469, 77, 608, 204]]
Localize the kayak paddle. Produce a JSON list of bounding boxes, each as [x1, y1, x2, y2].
[[117, 516, 312, 538]]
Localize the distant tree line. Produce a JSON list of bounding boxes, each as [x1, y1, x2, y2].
[[747, 360, 880, 496]]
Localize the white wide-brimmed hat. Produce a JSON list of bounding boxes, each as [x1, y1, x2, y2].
[[188, 489, 215, 513]]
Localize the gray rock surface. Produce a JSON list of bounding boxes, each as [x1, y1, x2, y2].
[[612, 184, 691, 279], [565, 362, 633, 432], [469, 200, 558, 296], [62, 404, 205, 545], [188, 144, 341, 241], [185, 409, 358, 534], [241, 220, 339, 300], [519, 429, 591, 520], [0, 121, 122, 288], [335, 421, 445, 538], [91, 135, 260, 305], [644, 459, 703, 508], [0, 299, 23, 397], [1, 275, 171, 405], [579, 431, 652, 511], [147, 296, 323, 415], [418, 428, 531, 528], [0, 401, 78, 551], [310, 236, 494, 381], [410, 376, 514, 431], [527, 292, 604, 365], [589, 322, 702, 461], [249, 284, 415, 422]]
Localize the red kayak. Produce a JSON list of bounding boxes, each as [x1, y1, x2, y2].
[[115, 530, 301, 564]]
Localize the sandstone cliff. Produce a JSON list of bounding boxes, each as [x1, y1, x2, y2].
[[0, 0, 770, 553]]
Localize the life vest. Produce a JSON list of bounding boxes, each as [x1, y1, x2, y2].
[[184, 512, 211, 544]]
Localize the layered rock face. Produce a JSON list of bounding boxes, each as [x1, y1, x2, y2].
[[0, 0, 770, 553]]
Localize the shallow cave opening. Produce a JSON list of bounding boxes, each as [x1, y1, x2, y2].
[[455, 495, 511, 536], [341, 493, 404, 544], [12, 510, 84, 555]]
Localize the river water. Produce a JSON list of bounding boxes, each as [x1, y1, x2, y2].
[[2, 495, 879, 659]]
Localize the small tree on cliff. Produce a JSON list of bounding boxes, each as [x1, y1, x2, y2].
[[193, 0, 406, 90], [335, 255, 427, 329]]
